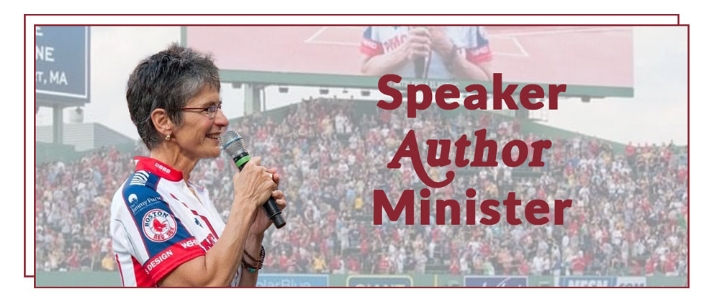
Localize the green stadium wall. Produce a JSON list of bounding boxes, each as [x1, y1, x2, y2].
[[36, 141, 137, 164], [35, 272, 686, 287]]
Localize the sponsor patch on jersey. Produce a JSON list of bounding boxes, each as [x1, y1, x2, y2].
[[154, 162, 172, 174], [142, 209, 178, 242], [130, 196, 164, 213], [130, 171, 150, 186]]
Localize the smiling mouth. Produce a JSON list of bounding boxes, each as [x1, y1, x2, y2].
[[206, 134, 220, 140]]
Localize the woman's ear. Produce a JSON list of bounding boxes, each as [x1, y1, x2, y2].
[[150, 108, 174, 138]]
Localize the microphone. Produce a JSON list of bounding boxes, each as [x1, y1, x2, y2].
[[414, 56, 426, 79], [412, 26, 428, 79], [219, 130, 286, 229]]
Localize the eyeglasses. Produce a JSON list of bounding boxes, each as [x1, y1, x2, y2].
[[181, 103, 223, 119]]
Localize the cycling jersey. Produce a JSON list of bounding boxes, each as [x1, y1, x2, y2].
[[110, 156, 240, 287]]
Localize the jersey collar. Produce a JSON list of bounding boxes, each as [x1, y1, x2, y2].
[[134, 156, 184, 182]]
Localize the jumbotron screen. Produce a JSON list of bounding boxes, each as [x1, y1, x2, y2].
[[183, 25, 633, 93]]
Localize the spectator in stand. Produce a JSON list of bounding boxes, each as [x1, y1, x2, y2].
[[35, 97, 687, 280]]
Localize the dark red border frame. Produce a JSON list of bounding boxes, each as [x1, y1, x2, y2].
[[25, 14, 688, 289]]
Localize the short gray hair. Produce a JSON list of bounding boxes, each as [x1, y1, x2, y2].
[[126, 43, 221, 150]]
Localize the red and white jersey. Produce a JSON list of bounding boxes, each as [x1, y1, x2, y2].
[[360, 26, 492, 80], [110, 156, 241, 287]]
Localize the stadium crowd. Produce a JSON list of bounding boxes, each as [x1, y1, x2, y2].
[[35, 98, 688, 278]]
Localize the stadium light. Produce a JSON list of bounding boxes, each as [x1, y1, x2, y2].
[[278, 86, 288, 93], [361, 90, 370, 97], [68, 106, 84, 123], [319, 88, 329, 95]]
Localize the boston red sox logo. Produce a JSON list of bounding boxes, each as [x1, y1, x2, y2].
[[142, 209, 177, 242]]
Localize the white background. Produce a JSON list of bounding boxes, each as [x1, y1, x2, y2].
[[10, 0, 710, 301]]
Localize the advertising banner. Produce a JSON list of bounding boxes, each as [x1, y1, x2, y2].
[[256, 274, 329, 287], [464, 276, 529, 287], [614, 276, 647, 287], [346, 275, 413, 287], [558, 276, 647, 287]]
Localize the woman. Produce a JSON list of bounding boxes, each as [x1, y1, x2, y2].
[[109, 43, 286, 287]]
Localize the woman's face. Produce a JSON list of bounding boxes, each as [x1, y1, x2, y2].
[[173, 85, 228, 160]]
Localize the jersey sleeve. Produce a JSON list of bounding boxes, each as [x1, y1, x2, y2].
[[116, 172, 205, 285], [360, 26, 384, 57], [465, 26, 493, 64]]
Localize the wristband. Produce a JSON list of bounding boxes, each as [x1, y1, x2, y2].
[[244, 245, 265, 264], [242, 258, 262, 273], [242, 245, 265, 273]]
